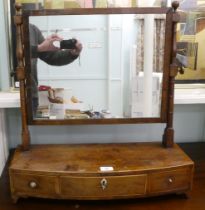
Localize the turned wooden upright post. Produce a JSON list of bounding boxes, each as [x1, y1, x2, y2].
[[163, 1, 180, 148], [14, 4, 30, 151]]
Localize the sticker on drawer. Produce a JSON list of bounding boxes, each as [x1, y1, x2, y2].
[[100, 166, 114, 171]]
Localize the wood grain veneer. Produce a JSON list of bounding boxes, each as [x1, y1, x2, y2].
[[9, 143, 194, 201]]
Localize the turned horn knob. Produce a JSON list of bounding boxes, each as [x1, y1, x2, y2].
[[29, 181, 37, 189]]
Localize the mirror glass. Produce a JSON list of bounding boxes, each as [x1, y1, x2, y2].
[[28, 14, 166, 120]]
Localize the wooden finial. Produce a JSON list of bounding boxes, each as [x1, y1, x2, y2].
[[172, 1, 179, 12], [15, 3, 22, 15]]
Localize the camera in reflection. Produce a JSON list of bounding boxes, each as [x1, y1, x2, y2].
[[53, 38, 77, 49], [60, 38, 77, 49]]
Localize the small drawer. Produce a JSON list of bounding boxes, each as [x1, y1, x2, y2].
[[11, 173, 57, 196], [149, 167, 192, 193], [60, 174, 147, 199]]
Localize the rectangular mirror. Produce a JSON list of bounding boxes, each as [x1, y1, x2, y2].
[[23, 8, 171, 124]]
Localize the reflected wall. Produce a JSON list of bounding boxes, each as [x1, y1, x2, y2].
[[27, 14, 166, 120]]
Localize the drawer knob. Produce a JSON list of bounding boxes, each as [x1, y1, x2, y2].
[[168, 178, 173, 184], [101, 178, 108, 190], [29, 181, 37, 189]]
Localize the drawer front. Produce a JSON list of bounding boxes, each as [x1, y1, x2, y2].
[[60, 174, 147, 198], [149, 167, 192, 193], [11, 173, 57, 196]]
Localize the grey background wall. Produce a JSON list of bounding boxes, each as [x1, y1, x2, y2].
[[5, 104, 205, 148]]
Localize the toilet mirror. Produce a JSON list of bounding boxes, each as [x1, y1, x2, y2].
[[22, 8, 172, 125]]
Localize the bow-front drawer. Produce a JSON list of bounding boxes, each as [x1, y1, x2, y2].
[[60, 174, 147, 199], [149, 167, 193, 194], [11, 173, 57, 196]]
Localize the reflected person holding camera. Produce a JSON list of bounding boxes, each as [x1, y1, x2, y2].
[[29, 24, 83, 116]]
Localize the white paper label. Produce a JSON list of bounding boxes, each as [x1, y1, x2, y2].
[[100, 166, 114, 171]]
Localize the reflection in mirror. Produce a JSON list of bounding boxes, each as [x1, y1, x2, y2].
[[28, 14, 166, 120]]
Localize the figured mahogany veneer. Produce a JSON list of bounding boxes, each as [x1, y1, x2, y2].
[[9, 143, 194, 202]]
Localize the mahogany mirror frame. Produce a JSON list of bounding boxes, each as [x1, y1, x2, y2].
[[15, 3, 180, 149], [23, 7, 175, 125]]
